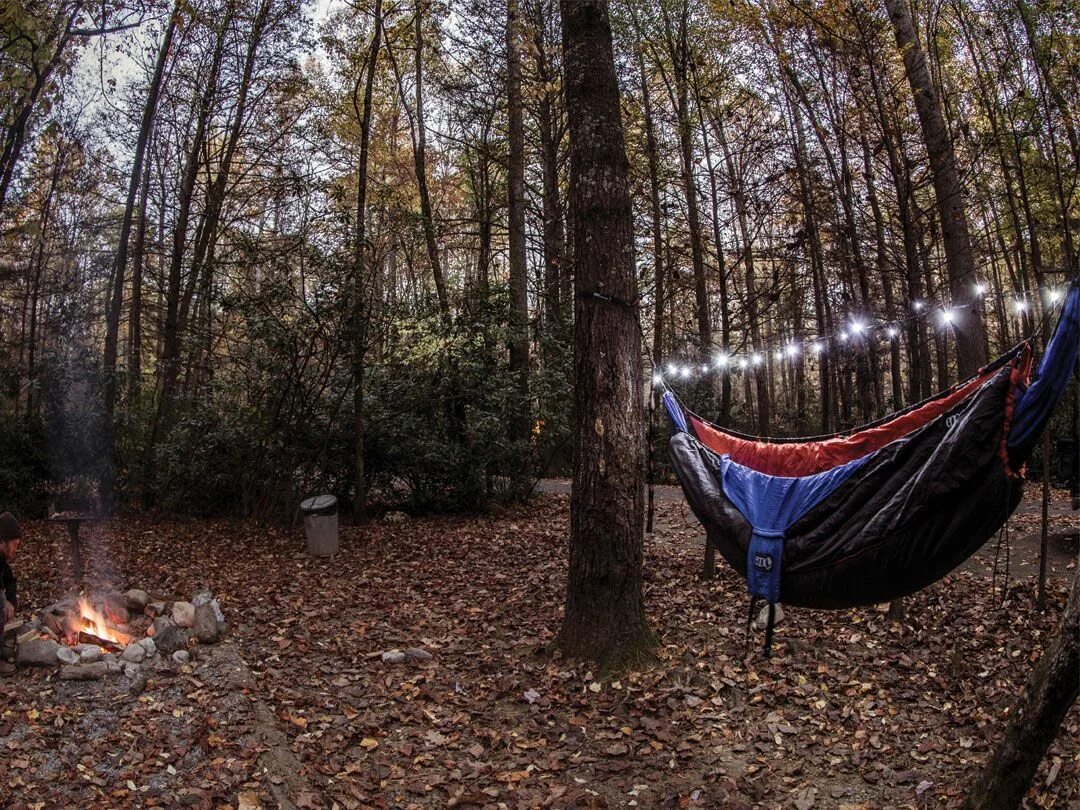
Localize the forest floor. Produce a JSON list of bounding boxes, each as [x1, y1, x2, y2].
[[1, 488, 1077, 809]]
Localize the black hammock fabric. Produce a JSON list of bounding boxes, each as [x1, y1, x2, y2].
[[668, 361, 1024, 609], [665, 280, 1079, 611]]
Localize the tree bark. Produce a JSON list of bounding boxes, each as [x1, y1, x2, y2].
[[412, 0, 450, 318], [884, 0, 987, 377], [558, 0, 656, 671], [963, 573, 1079, 809], [102, 0, 179, 497], [352, 0, 384, 519], [507, 0, 531, 492]]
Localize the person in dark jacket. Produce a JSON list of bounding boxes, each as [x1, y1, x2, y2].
[[1, 512, 20, 674], [1, 511, 21, 622]]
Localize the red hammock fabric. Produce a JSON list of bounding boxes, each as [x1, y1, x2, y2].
[[687, 357, 1026, 477]]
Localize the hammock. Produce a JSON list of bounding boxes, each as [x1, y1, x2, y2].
[[664, 281, 1079, 644]]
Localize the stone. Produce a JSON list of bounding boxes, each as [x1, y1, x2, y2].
[[172, 650, 191, 665], [752, 603, 785, 631], [152, 615, 173, 635], [129, 671, 147, 695], [193, 604, 219, 643], [16, 638, 59, 667], [123, 662, 141, 679], [103, 655, 121, 674], [139, 638, 157, 657], [59, 661, 108, 680], [404, 647, 433, 662], [172, 601, 196, 628], [145, 601, 166, 619], [381, 650, 407, 664], [56, 646, 80, 666], [153, 624, 188, 655], [103, 593, 130, 625], [125, 589, 149, 611], [121, 644, 146, 663], [74, 643, 103, 663]]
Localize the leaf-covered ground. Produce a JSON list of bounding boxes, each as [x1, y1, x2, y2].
[[1, 490, 1077, 808]]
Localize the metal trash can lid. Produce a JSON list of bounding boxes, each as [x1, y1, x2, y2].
[[300, 495, 337, 515]]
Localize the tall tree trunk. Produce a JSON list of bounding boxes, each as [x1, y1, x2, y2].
[[352, 0, 384, 519], [507, 0, 531, 492], [102, 0, 179, 499], [536, 5, 566, 336], [884, 0, 987, 377], [127, 135, 155, 406], [716, 115, 769, 434], [558, 0, 656, 671], [639, 47, 664, 538], [144, 8, 232, 502], [412, 0, 449, 318], [963, 573, 1079, 809]]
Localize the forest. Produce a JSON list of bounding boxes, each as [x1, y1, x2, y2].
[[0, 0, 1078, 806]]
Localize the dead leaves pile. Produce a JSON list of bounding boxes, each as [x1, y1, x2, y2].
[[1, 493, 1077, 808]]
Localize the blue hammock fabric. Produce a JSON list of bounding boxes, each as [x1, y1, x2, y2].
[[1009, 278, 1080, 456], [717, 454, 870, 603], [665, 280, 1079, 624]]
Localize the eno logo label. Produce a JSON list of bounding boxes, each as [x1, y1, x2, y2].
[[945, 413, 960, 430], [753, 553, 773, 572]]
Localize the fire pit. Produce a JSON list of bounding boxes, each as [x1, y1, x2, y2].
[[13, 588, 227, 682]]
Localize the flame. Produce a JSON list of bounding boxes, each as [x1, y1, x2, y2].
[[76, 597, 131, 646]]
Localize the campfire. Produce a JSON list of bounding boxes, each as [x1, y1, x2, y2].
[[71, 596, 132, 648], [8, 588, 226, 682]]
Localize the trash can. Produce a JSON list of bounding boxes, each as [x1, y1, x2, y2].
[[300, 495, 338, 557]]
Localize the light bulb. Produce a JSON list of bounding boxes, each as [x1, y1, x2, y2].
[[886, 327, 898, 339], [751, 354, 763, 366], [715, 353, 729, 367], [973, 282, 986, 297], [850, 320, 866, 334]]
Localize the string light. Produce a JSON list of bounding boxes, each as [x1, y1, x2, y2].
[[652, 282, 1066, 388]]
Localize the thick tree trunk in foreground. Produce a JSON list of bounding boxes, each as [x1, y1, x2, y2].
[[884, 0, 987, 378], [963, 573, 1079, 809], [558, 0, 656, 671]]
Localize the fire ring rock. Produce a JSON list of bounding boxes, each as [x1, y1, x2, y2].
[[193, 604, 220, 643], [16, 638, 60, 667], [153, 624, 189, 655], [56, 646, 80, 666], [124, 589, 149, 612], [172, 601, 196, 628], [59, 661, 108, 680]]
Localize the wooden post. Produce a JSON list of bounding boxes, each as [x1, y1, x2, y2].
[[67, 522, 83, 582]]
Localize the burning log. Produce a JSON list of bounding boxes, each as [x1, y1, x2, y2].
[[77, 630, 126, 652]]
